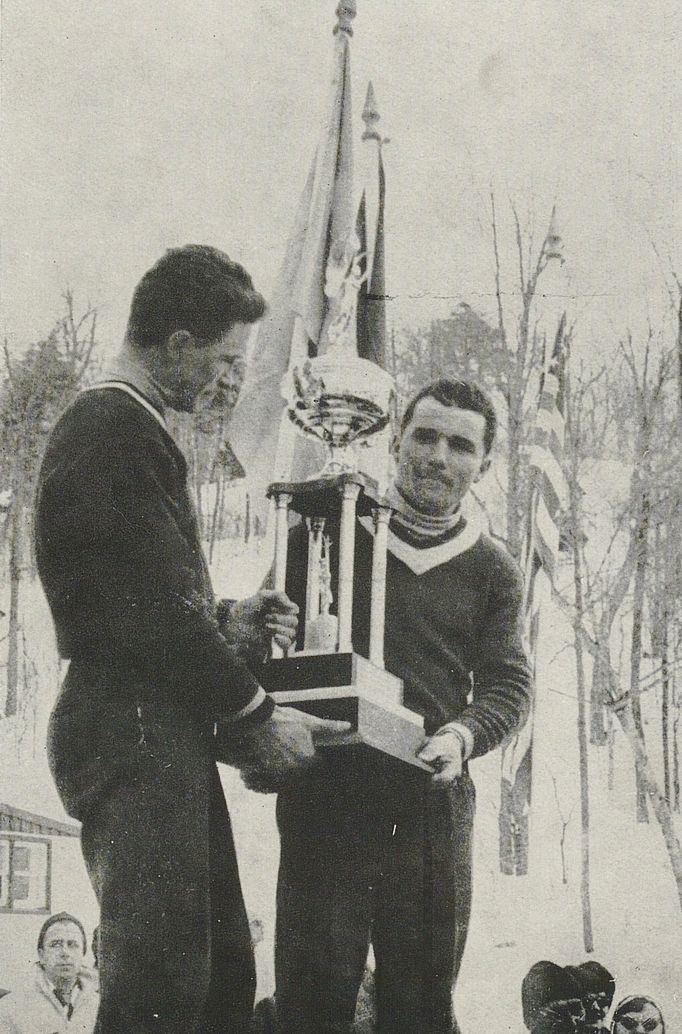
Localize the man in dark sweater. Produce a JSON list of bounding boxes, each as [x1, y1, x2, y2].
[[274, 379, 532, 1034], [34, 245, 347, 1034]]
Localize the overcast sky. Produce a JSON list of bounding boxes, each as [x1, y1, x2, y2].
[[2, 0, 681, 358]]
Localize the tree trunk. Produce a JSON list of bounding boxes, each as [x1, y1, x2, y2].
[[5, 498, 22, 717], [629, 494, 649, 823], [673, 639, 680, 813], [607, 714, 615, 793], [674, 711, 680, 813], [589, 655, 608, 746], [662, 619, 671, 804], [615, 696, 682, 913], [506, 414, 524, 562], [557, 593, 682, 913]]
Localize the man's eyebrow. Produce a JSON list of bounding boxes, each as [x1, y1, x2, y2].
[[447, 434, 476, 449]]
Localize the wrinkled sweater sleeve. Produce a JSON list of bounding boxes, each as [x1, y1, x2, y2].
[[454, 549, 532, 758], [35, 426, 271, 725]]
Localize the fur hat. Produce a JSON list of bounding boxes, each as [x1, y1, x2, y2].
[[522, 961, 582, 1030]]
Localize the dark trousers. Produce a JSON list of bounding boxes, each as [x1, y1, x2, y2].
[[274, 766, 475, 1034], [48, 664, 256, 1034]]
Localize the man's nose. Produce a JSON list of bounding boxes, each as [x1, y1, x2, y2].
[[429, 438, 449, 464]]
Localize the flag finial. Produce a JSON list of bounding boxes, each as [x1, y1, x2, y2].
[[362, 81, 381, 141], [334, 0, 357, 36], [544, 205, 564, 263]]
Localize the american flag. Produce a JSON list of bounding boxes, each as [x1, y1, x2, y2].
[[499, 314, 570, 876]]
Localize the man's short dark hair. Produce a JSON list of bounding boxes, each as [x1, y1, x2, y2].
[[37, 912, 87, 954], [400, 378, 497, 455], [127, 244, 266, 349]]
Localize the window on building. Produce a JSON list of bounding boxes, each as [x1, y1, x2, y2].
[[0, 835, 50, 913]]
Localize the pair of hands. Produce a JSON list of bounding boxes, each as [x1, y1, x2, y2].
[[232, 714, 467, 794], [220, 589, 466, 792]]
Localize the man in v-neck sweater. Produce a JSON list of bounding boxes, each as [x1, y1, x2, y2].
[[34, 245, 347, 1034], [274, 379, 533, 1034]]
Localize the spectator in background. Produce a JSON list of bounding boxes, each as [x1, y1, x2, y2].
[[566, 962, 615, 1032], [522, 961, 585, 1033], [611, 997, 665, 1034], [0, 911, 99, 1033]]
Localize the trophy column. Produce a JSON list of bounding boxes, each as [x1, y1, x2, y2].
[[337, 481, 360, 653]]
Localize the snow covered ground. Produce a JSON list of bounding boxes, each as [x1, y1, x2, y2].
[[1, 526, 680, 1030]]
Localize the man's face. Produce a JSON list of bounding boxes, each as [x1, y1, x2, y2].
[[38, 921, 83, 987], [395, 398, 490, 517], [170, 322, 250, 413], [614, 1003, 664, 1034]]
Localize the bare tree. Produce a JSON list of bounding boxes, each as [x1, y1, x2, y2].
[[0, 294, 98, 717], [548, 770, 575, 886]]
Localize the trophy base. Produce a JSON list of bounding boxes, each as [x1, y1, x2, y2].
[[254, 652, 431, 771], [269, 688, 431, 771]]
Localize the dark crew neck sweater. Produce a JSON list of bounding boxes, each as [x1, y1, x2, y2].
[[34, 388, 268, 723]]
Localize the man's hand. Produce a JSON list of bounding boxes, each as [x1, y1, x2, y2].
[[417, 727, 466, 788], [220, 590, 299, 662], [230, 705, 351, 794]]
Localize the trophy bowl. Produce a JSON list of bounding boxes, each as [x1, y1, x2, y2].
[[284, 351, 395, 475]]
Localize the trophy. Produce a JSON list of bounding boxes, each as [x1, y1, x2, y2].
[[251, 244, 430, 770]]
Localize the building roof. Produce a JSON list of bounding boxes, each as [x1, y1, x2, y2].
[[0, 803, 80, 838]]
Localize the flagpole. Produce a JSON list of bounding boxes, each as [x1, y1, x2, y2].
[[355, 80, 392, 489], [361, 81, 382, 282]]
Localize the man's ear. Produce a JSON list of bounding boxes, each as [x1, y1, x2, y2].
[[165, 329, 192, 362], [474, 455, 491, 483]]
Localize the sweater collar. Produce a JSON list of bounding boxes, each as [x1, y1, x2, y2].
[[101, 348, 167, 421]]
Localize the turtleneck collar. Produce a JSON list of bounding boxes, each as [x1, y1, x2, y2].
[[387, 481, 463, 538]]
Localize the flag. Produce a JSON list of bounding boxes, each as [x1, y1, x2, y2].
[[357, 148, 386, 367], [227, 13, 356, 508], [499, 315, 569, 875]]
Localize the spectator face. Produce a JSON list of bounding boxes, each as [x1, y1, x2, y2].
[[395, 399, 489, 517], [38, 920, 84, 987], [613, 1002, 664, 1034]]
